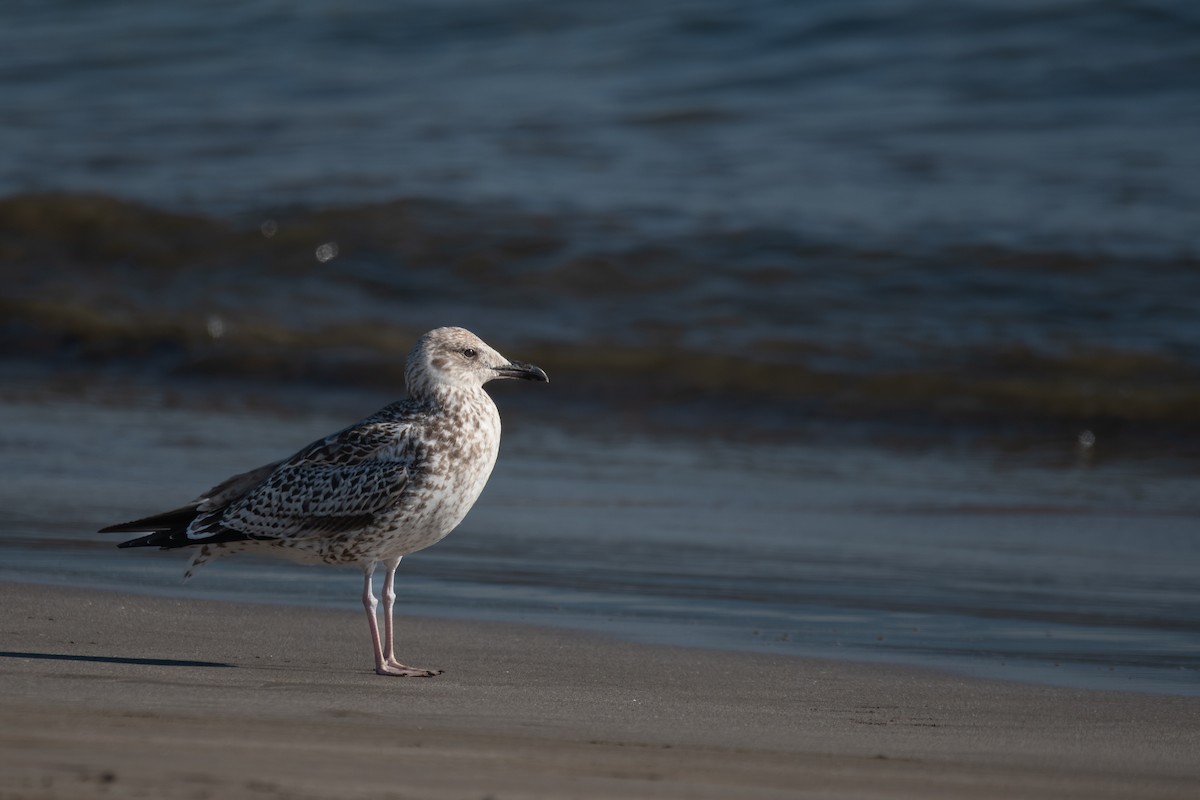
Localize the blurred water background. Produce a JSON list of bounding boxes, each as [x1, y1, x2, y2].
[[1, 0, 1198, 694]]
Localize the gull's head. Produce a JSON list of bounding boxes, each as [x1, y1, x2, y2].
[[405, 327, 549, 397]]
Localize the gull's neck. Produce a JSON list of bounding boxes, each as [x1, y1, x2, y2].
[[414, 381, 495, 414]]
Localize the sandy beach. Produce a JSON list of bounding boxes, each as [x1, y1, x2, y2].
[[1, 581, 1196, 800]]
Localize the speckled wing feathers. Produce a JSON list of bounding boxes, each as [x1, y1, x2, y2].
[[218, 461, 413, 539], [287, 403, 423, 466], [189, 402, 428, 543]]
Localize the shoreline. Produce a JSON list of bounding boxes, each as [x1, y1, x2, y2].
[[1, 390, 1197, 700], [7, 564, 1198, 700], [2, 581, 1197, 799]]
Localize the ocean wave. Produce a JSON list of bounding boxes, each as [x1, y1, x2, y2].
[[5, 192, 1200, 450]]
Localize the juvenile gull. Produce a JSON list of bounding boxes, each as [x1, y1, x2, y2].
[[100, 327, 548, 676]]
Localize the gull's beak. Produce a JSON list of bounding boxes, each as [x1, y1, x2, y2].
[[493, 361, 549, 383]]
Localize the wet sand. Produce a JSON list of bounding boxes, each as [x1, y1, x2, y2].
[[1, 581, 1197, 800]]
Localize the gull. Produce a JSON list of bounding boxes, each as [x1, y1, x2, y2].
[[101, 327, 548, 676]]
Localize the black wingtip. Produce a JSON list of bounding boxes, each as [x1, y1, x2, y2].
[[99, 505, 201, 535]]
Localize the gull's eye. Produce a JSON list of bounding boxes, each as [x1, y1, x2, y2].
[[461, 347, 478, 359]]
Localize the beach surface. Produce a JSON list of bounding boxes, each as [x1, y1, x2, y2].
[[2, 581, 1196, 800]]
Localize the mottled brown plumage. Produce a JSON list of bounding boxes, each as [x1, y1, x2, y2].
[[101, 327, 548, 676]]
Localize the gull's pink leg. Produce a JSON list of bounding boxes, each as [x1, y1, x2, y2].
[[381, 555, 442, 677], [361, 562, 391, 675], [381, 556, 401, 665]]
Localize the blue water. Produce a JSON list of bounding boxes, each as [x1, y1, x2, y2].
[[1, 0, 1198, 254]]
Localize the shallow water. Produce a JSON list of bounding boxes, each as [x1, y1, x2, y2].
[[1, 393, 1196, 695]]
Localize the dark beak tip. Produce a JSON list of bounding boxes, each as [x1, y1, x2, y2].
[[497, 362, 549, 383]]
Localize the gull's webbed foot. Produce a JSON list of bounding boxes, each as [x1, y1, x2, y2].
[[376, 660, 443, 677]]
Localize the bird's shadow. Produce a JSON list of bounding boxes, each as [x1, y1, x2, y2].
[[0, 650, 233, 668]]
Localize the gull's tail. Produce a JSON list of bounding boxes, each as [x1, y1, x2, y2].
[[100, 505, 250, 549], [101, 505, 200, 548]]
